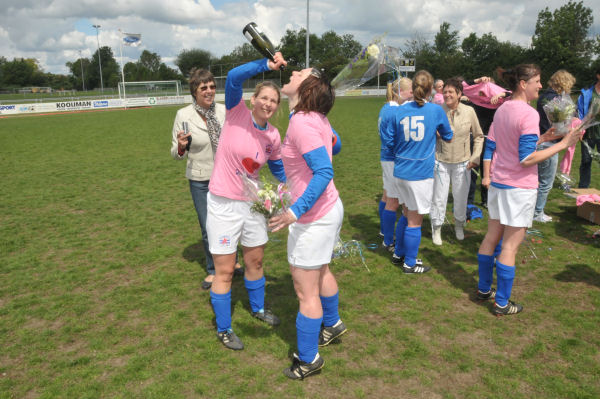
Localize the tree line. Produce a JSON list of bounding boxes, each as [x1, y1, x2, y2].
[[0, 1, 598, 92]]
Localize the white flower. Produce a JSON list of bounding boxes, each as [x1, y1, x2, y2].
[[367, 44, 380, 59]]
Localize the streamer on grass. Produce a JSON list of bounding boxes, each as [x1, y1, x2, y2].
[[332, 239, 371, 272]]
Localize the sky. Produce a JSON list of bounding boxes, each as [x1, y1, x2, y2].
[[0, 0, 598, 76]]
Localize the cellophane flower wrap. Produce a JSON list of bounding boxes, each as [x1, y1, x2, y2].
[[542, 92, 577, 136], [241, 174, 292, 219], [577, 97, 600, 132]]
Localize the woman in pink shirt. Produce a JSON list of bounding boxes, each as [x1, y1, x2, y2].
[[476, 64, 581, 316], [207, 53, 287, 350], [270, 68, 345, 380]]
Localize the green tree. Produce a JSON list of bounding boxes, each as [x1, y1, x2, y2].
[[403, 32, 436, 75], [66, 57, 91, 91], [0, 56, 6, 86], [278, 28, 361, 81], [175, 49, 212, 76], [531, 0, 596, 85], [157, 64, 182, 81], [1, 58, 35, 87], [278, 28, 319, 68], [138, 50, 161, 79], [88, 46, 120, 89], [461, 32, 528, 79], [311, 30, 362, 80], [434, 22, 459, 55]]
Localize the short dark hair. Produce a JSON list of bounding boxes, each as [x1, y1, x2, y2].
[[294, 69, 335, 115], [189, 68, 215, 99], [443, 77, 463, 95]]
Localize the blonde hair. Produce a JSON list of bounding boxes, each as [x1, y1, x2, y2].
[[386, 77, 413, 103], [386, 80, 400, 102], [548, 69, 576, 94], [412, 70, 433, 106]]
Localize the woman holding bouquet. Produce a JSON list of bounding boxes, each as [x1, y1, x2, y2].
[[533, 69, 577, 223], [476, 64, 582, 316], [207, 53, 287, 350], [269, 68, 345, 380]]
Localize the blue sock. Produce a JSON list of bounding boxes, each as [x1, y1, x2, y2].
[[296, 312, 322, 363], [382, 210, 397, 246], [378, 201, 386, 234], [477, 253, 494, 293], [493, 239, 503, 258], [320, 292, 340, 327], [394, 215, 408, 257], [210, 290, 232, 332], [244, 276, 265, 313], [495, 261, 516, 307], [403, 226, 421, 267]]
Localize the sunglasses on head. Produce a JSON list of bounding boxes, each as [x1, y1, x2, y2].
[[310, 68, 323, 79]]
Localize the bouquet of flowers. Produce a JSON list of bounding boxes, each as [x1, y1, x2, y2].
[[241, 174, 292, 219], [542, 92, 577, 136]]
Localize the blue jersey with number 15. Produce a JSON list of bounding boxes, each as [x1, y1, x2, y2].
[[382, 101, 453, 181]]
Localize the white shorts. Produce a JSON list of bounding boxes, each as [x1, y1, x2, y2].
[[206, 192, 268, 254], [381, 161, 400, 198], [487, 185, 536, 228], [288, 198, 344, 269], [389, 177, 433, 214]]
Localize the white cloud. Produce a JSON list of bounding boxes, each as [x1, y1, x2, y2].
[[0, 0, 597, 75]]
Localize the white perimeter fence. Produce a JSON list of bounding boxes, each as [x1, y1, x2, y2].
[[0, 88, 385, 116]]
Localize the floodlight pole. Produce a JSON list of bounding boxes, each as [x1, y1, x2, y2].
[[78, 50, 86, 92], [306, 0, 310, 68], [118, 29, 127, 106], [93, 24, 104, 93]]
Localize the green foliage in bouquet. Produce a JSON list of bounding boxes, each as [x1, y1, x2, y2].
[[249, 176, 291, 218]]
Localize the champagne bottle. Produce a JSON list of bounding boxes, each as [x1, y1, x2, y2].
[[243, 22, 284, 70]]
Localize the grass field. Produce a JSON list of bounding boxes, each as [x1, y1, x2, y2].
[[1, 97, 599, 398]]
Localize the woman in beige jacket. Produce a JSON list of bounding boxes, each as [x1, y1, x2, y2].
[[430, 78, 484, 245], [171, 68, 241, 289]]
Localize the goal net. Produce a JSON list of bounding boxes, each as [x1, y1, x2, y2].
[[118, 80, 182, 99]]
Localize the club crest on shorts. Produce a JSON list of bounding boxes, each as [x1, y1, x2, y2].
[[219, 235, 231, 247]]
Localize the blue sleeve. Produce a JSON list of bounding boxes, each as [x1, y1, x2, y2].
[[577, 92, 585, 119], [518, 134, 538, 162], [289, 146, 333, 219], [380, 112, 396, 153], [332, 127, 341, 155], [267, 159, 286, 183], [225, 59, 270, 110], [483, 139, 496, 161]]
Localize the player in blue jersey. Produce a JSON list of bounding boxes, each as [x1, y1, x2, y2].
[[378, 77, 412, 252], [381, 70, 453, 273]]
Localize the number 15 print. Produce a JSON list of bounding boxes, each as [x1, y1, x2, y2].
[[400, 116, 425, 142]]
